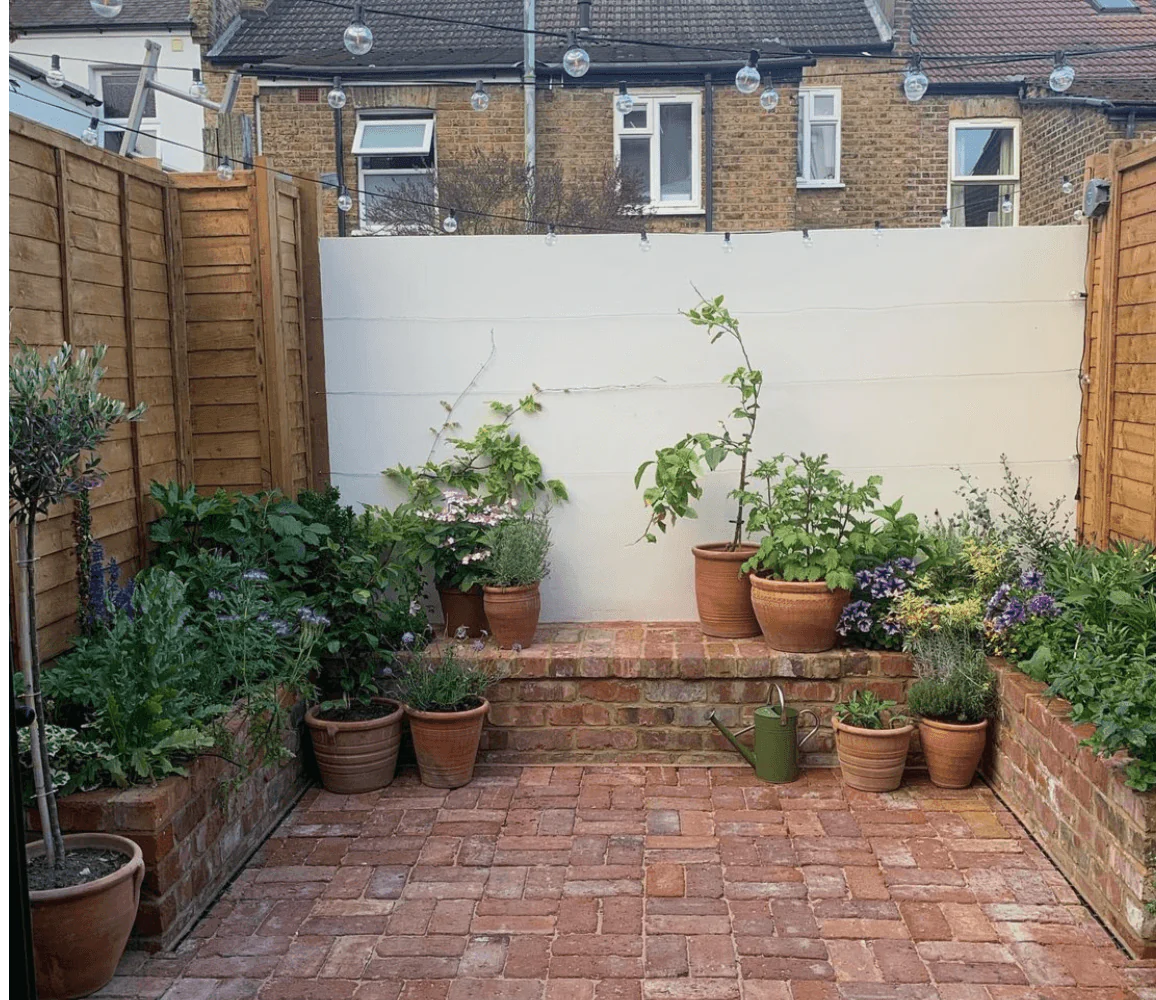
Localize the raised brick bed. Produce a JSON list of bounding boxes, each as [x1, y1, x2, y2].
[[29, 709, 310, 952], [440, 623, 918, 765], [983, 658, 1156, 959]]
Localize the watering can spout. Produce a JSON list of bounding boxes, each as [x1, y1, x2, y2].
[[707, 710, 757, 769]]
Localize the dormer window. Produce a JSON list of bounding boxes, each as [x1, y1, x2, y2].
[[1090, 0, 1137, 10]]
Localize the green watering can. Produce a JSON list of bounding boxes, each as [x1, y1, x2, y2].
[[708, 683, 819, 783]]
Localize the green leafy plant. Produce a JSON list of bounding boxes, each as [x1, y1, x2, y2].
[[16, 724, 112, 802], [485, 512, 551, 587], [9, 340, 145, 868], [834, 689, 908, 730], [906, 630, 996, 724], [739, 454, 882, 590], [635, 294, 762, 547], [393, 646, 505, 713]]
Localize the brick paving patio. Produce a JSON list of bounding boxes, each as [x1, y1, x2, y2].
[[106, 765, 1155, 1000]]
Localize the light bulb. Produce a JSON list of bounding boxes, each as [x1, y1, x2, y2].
[[47, 56, 65, 89], [81, 118, 99, 147], [759, 87, 780, 112], [443, 210, 458, 233], [545, 224, 558, 246], [903, 67, 929, 102], [614, 83, 634, 115], [344, 3, 373, 56], [337, 188, 353, 213], [471, 81, 490, 112], [1049, 56, 1075, 94], [1073, 208, 1086, 222], [189, 70, 208, 99], [90, 0, 123, 18], [722, 232, 733, 253], [563, 44, 591, 78], [735, 66, 760, 96], [217, 158, 234, 182], [1069, 289, 1086, 300], [639, 230, 652, 252], [1001, 194, 1014, 215], [802, 228, 813, 248], [939, 210, 951, 229], [1061, 175, 1075, 196], [874, 220, 884, 244], [327, 79, 347, 110]]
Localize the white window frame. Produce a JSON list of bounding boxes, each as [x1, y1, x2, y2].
[[797, 87, 842, 189], [947, 118, 1021, 226], [94, 67, 160, 159], [613, 91, 703, 215], [354, 114, 436, 233]]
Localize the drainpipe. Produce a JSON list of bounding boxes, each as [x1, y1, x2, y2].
[[333, 76, 346, 237], [524, 0, 536, 226], [704, 73, 714, 232]]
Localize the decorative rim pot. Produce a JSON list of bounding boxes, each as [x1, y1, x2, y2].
[[305, 698, 404, 794], [691, 543, 761, 638], [749, 576, 850, 652], [833, 716, 914, 793]]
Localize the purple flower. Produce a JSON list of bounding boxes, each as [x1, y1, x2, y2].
[[985, 583, 1011, 618], [242, 568, 269, 582], [207, 589, 225, 602], [1027, 593, 1060, 617], [401, 631, 416, 646], [471, 639, 485, 652], [271, 620, 292, 637], [837, 600, 873, 637], [857, 620, 871, 633], [1019, 568, 1045, 591], [893, 557, 917, 575], [882, 619, 903, 637]]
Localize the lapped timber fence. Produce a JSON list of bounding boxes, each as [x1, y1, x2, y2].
[[9, 114, 330, 660]]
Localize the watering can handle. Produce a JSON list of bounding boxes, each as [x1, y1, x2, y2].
[[772, 683, 787, 726], [797, 709, 820, 748]]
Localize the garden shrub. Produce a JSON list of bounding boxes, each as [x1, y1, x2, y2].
[[906, 630, 996, 724], [393, 646, 505, 713], [485, 512, 552, 587]]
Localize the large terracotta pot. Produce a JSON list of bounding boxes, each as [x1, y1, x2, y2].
[[483, 583, 541, 649], [749, 576, 850, 652], [692, 543, 760, 638], [833, 716, 914, 792], [305, 698, 404, 794], [406, 699, 489, 788], [28, 833, 144, 1000], [919, 717, 989, 789], [438, 586, 489, 639]]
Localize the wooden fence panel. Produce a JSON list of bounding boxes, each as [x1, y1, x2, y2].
[[1079, 140, 1156, 546]]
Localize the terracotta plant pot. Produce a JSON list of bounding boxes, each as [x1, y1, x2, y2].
[[749, 576, 851, 652], [833, 716, 914, 792], [483, 583, 541, 649], [919, 717, 989, 789], [406, 699, 490, 788], [305, 698, 404, 794], [691, 543, 761, 638], [28, 833, 145, 1000], [438, 586, 489, 639]]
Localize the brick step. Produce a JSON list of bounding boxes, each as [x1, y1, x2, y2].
[[433, 622, 918, 765]]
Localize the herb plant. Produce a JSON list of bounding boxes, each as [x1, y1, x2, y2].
[[906, 630, 996, 724], [834, 689, 908, 730], [485, 512, 551, 588], [393, 646, 505, 713]]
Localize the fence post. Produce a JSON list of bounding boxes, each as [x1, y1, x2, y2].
[[298, 175, 331, 490], [163, 186, 194, 486]]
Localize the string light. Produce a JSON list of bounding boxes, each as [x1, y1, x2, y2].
[[47, 55, 65, 89], [1049, 53, 1075, 93], [759, 86, 780, 112], [90, 0, 122, 18], [639, 229, 652, 252], [189, 69, 208, 99], [1001, 194, 1014, 215], [327, 77, 347, 109], [1061, 175, 1076, 196], [1073, 208, 1086, 222], [735, 50, 761, 95], [939, 209, 951, 228], [217, 157, 234, 182], [802, 228, 813, 248], [545, 223, 558, 246], [337, 187, 353, 212], [563, 32, 591, 77], [443, 209, 459, 233], [722, 231, 733, 253], [471, 81, 490, 111], [614, 83, 634, 114], [344, 3, 374, 56], [874, 219, 883, 244], [903, 56, 929, 102], [81, 117, 99, 147]]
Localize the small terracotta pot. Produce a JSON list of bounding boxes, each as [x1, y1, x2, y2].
[[833, 716, 914, 792], [749, 576, 851, 652], [919, 717, 989, 788], [28, 833, 145, 1000], [438, 586, 489, 639], [691, 543, 761, 638], [305, 698, 404, 794], [406, 699, 490, 788], [483, 583, 541, 649]]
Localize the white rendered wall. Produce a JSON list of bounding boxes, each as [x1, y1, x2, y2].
[[13, 31, 205, 172], [321, 227, 1087, 622]]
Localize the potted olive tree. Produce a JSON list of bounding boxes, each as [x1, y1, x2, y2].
[[739, 454, 882, 651], [906, 630, 996, 788], [10, 342, 146, 1000], [832, 690, 913, 792], [482, 511, 551, 649], [635, 295, 764, 637]]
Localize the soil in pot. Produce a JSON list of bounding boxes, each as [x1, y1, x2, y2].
[[438, 586, 489, 638], [483, 583, 541, 649], [833, 716, 913, 792], [28, 833, 144, 1000], [919, 717, 989, 788], [692, 543, 760, 638], [306, 698, 404, 794], [406, 697, 489, 789], [749, 576, 850, 652], [28, 848, 125, 892]]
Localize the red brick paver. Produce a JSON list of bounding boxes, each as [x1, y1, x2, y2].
[[105, 766, 1149, 1000]]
